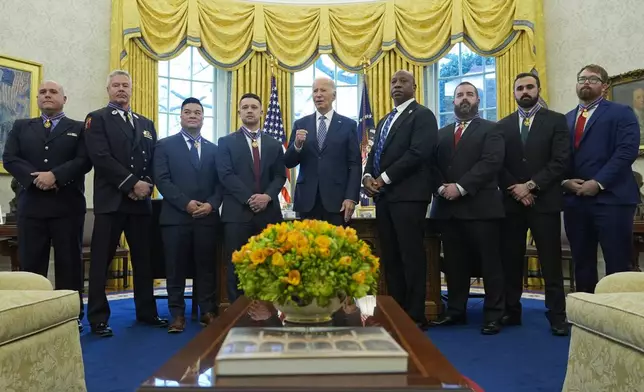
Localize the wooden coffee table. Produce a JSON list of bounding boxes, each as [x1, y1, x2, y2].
[[138, 296, 473, 391]]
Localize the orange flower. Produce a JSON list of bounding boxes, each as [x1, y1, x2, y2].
[[352, 271, 366, 284], [315, 235, 332, 248], [231, 250, 244, 264], [359, 244, 371, 257], [334, 226, 346, 238], [284, 270, 301, 285], [318, 247, 331, 258], [271, 252, 285, 267], [338, 256, 352, 266], [370, 257, 380, 272], [250, 249, 267, 265]]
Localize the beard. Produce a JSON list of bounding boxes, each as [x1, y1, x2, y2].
[[516, 94, 539, 109], [454, 100, 479, 119], [577, 86, 600, 101]]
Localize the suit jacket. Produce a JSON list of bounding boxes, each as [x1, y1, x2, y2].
[[216, 129, 286, 223], [84, 106, 157, 214], [564, 99, 640, 206], [430, 118, 505, 220], [3, 117, 91, 218], [498, 109, 570, 213], [153, 133, 222, 226], [284, 112, 361, 213], [364, 101, 438, 202]]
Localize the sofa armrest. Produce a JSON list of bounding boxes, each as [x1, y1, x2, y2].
[[595, 272, 644, 294], [0, 272, 53, 291]]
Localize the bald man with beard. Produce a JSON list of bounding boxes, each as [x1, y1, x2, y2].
[[3, 80, 92, 331]]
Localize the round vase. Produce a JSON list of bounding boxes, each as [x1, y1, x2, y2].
[[273, 297, 345, 324]]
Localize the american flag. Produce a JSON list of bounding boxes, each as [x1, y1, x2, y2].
[[262, 75, 292, 205]]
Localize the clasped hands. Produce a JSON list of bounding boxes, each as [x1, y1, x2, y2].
[[128, 180, 153, 201], [247, 194, 271, 213], [362, 176, 386, 196], [186, 200, 213, 218], [507, 183, 535, 207], [31, 171, 57, 191], [563, 179, 600, 197]]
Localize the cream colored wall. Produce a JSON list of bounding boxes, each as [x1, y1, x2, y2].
[[0, 0, 111, 211], [544, 0, 644, 174]]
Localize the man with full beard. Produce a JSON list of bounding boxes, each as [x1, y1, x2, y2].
[[562, 64, 640, 293], [497, 73, 570, 336], [429, 82, 505, 335]]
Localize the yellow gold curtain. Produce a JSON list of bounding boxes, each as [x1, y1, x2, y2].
[[230, 53, 292, 140], [365, 51, 425, 123]]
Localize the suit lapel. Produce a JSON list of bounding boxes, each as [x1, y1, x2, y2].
[[108, 109, 134, 141], [525, 110, 544, 147], [383, 102, 417, 151], [174, 133, 199, 171], [28, 119, 47, 142], [453, 118, 481, 155], [132, 114, 143, 151], [578, 100, 609, 148], [260, 133, 271, 175], [308, 114, 319, 153], [46, 117, 73, 142], [236, 130, 255, 173], [320, 114, 342, 153]]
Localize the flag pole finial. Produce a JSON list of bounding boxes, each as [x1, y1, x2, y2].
[[268, 53, 277, 76]]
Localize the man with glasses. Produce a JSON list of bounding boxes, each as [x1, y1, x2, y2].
[[562, 64, 640, 293]]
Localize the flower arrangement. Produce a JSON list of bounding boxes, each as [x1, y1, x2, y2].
[[232, 220, 380, 307]]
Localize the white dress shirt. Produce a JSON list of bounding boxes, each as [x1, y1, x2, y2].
[[518, 111, 537, 131], [182, 132, 201, 158], [112, 107, 135, 127], [364, 98, 416, 184]]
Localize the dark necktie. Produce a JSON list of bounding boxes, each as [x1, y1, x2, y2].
[[251, 135, 261, 193], [318, 115, 327, 150], [189, 141, 200, 168], [520, 117, 530, 144]]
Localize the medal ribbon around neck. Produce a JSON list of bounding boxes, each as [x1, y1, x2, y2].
[[518, 103, 542, 126], [579, 96, 603, 117], [181, 129, 202, 148], [241, 127, 261, 148], [41, 112, 65, 128]]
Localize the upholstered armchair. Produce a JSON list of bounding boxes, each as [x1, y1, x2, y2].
[[563, 272, 644, 392], [0, 271, 87, 391]]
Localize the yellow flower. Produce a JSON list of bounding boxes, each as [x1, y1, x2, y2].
[[250, 249, 267, 265], [284, 270, 301, 285], [272, 252, 285, 267], [318, 247, 331, 258], [315, 235, 332, 248], [359, 244, 371, 257], [352, 271, 366, 284], [231, 250, 244, 264], [334, 226, 346, 238], [370, 257, 380, 272], [338, 256, 352, 266]]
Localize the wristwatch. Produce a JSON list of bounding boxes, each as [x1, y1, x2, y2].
[[526, 180, 537, 191]]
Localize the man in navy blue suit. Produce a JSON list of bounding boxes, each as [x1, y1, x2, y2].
[[563, 64, 640, 293], [284, 77, 361, 226], [153, 97, 222, 333]]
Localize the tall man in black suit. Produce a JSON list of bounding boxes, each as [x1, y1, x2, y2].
[[362, 70, 438, 327], [84, 70, 167, 337], [498, 73, 570, 336], [217, 93, 286, 302], [285, 77, 361, 225], [3, 80, 91, 331], [430, 82, 505, 335], [153, 97, 222, 333]]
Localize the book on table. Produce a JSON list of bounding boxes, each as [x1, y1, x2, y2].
[[214, 326, 409, 376]]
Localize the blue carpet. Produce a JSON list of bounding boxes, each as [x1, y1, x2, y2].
[[81, 296, 569, 392]]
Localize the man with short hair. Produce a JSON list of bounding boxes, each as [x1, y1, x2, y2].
[[563, 64, 640, 294], [84, 70, 167, 337], [153, 97, 222, 333], [285, 77, 361, 226], [498, 73, 570, 336], [217, 93, 286, 302], [3, 80, 91, 331]]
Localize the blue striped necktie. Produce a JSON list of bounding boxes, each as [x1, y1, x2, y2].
[[373, 108, 397, 178], [317, 115, 327, 150]]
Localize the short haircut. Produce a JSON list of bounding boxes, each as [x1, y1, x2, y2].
[[106, 70, 131, 88], [454, 81, 479, 98], [514, 72, 541, 88], [577, 64, 609, 83], [239, 92, 262, 106], [181, 97, 203, 111]]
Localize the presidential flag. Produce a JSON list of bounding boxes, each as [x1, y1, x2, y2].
[[263, 75, 292, 205], [358, 80, 376, 206]]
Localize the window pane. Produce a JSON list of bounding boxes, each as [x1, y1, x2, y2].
[[438, 45, 460, 78], [201, 116, 215, 142], [294, 65, 314, 87], [460, 45, 483, 76], [439, 78, 457, 114], [439, 113, 454, 128], [485, 109, 497, 122], [337, 68, 357, 86], [485, 73, 497, 109], [169, 49, 192, 80], [336, 86, 358, 120], [293, 87, 312, 120], [159, 61, 169, 77], [157, 113, 168, 139], [315, 55, 335, 80], [192, 51, 214, 82], [169, 79, 191, 114], [192, 81, 214, 117], [159, 78, 169, 113], [169, 114, 181, 135]]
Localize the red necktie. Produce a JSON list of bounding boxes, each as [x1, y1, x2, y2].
[[454, 122, 465, 146], [252, 141, 261, 193], [574, 110, 587, 149]]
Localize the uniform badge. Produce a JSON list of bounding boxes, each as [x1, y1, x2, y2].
[[67, 133, 78, 137], [85, 117, 92, 130], [112, 110, 118, 115], [143, 130, 153, 140]]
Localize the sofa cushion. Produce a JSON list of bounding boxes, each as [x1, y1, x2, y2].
[[567, 292, 644, 354], [0, 290, 79, 346]]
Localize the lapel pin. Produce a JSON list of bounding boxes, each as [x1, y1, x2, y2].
[[408, 109, 413, 114], [111, 110, 118, 115]]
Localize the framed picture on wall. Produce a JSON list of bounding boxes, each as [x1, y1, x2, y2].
[[607, 68, 644, 153], [0, 55, 42, 174]]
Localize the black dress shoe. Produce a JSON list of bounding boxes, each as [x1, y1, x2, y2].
[[500, 314, 522, 326], [77, 320, 84, 333], [481, 321, 501, 335], [551, 322, 570, 336], [429, 315, 467, 327], [137, 316, 169, 327], [91, 323, 113, 337]]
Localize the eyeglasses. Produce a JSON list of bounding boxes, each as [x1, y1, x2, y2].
[[577, 76, 604, 85]]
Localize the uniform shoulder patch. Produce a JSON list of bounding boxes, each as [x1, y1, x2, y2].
[[85, 116, 92, 130]]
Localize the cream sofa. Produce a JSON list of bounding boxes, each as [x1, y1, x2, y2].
[[0, 271, 86, 392], [563, 272, 644, 392]]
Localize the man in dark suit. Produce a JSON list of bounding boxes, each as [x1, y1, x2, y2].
[[362, 70, 438, 327], [284, 77, 361, 225], [563, 64, 640, 293], [153, 97, 221, 333], [498, 73, 570, 336], [84, 70, 167, 337], [429, 81, 505, 335], [3, 80, 91, 331], [217, 93, 286, 302]]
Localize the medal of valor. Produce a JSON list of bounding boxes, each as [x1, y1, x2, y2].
[[44, 120, 52, 129], [523, 118, 530, 127], [251, 140, 258, 148], [194, 141, 200, 149], [582, 110, 589, 118]]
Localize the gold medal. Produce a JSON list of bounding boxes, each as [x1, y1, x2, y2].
[[251, 140, 258, 148], [582, 110, 589, 118], [194, 141, 200, 149], [44, 120, 52, 129], [523, 118, 530, 127]]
